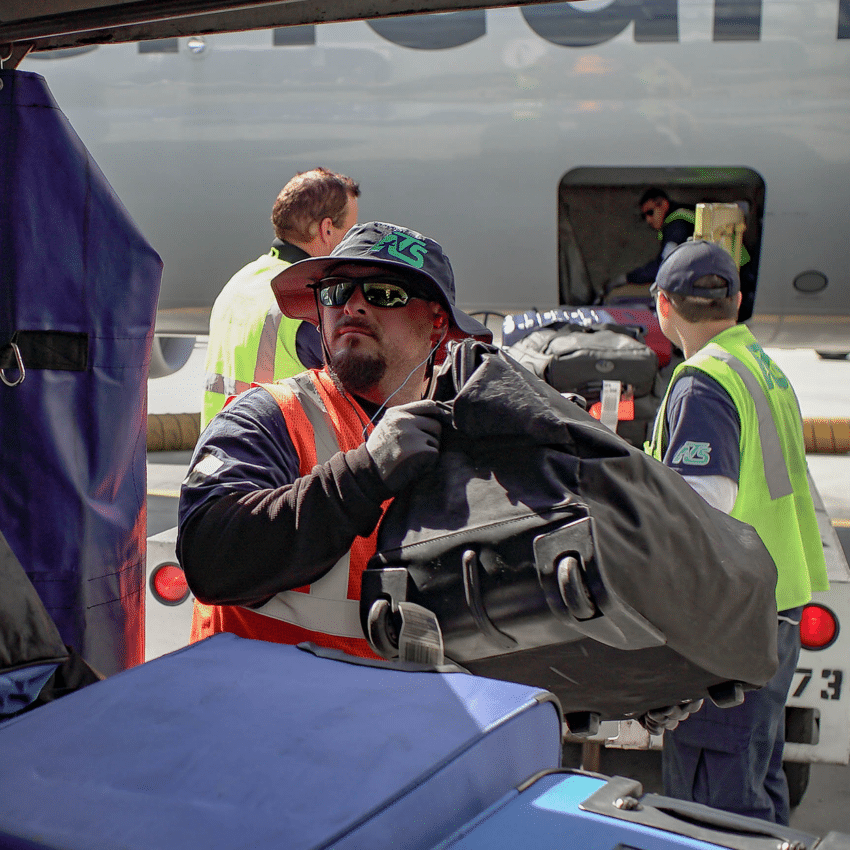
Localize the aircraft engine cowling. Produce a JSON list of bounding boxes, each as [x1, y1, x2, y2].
[[149, 336, 196, 379]]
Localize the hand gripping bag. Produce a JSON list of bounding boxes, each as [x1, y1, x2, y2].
[[361, 340, 779, 727]]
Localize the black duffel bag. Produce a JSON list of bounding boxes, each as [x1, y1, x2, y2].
[[361, 340, 779, 728]]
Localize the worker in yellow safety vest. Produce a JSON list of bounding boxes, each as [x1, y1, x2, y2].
[[201, 167, 360, 429], [646, 240, 828, 826]]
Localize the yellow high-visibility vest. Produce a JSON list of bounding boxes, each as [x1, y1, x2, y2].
[[648, 324, 827, 610], [202, 248, 308, 429]]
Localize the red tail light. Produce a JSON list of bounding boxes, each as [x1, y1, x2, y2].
[[150, 563, 190, 605], [799, 603, 838, 650]]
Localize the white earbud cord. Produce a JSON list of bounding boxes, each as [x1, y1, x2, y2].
[[361, 324, 449, 438]]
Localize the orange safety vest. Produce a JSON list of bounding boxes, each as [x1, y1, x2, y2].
[[190, 369, 387, 658]]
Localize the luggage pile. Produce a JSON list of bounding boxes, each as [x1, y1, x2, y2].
[[501, 307, 677, 447]]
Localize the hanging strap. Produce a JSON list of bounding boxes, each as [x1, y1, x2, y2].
[[0, 330, 88, 372], [1, 331, 89, 387], [0, 71, 20, 379]]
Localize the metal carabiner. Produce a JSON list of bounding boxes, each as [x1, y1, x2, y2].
[[0, 341, 26, 387]]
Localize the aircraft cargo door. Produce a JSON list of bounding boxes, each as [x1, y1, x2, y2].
[[558, 167, 765, 321]]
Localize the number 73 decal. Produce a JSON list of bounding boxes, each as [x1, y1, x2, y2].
[[792, 668, 843, 701]]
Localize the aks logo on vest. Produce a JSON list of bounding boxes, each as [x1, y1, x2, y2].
[[747, 342, 789, 390]]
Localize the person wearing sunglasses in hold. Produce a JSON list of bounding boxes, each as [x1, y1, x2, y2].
[[602, 187, 696, 302], [176, 222, 491, 656]]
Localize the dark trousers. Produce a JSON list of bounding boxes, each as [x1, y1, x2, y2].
[[662, 609, 803, 825]]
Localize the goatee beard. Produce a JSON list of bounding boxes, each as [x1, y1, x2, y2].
[[329, 349, 387, 393]]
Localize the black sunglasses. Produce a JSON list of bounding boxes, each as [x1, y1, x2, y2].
[[642, 208, 656, 220], [314, 275, 429, 309]]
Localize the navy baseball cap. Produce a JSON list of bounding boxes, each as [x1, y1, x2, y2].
[[654, 240, 741, 298], [271, 221, 492, 343]]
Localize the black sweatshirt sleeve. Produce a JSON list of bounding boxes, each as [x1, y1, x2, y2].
[[176, 387, 393, 607], [626, 213, 694, 284]]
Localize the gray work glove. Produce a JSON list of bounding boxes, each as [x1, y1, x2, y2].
[[365, 399, 449, 493], [638, 699, 704, 736]]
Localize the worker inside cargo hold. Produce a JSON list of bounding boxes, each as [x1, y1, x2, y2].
[[603, 186, 695, 302], [602, 187, 696, 302]]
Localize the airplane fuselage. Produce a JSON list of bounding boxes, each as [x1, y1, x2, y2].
[[23, 0, 850, 351]]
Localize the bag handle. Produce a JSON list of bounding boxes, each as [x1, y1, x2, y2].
[[429, 338, 505, 401]]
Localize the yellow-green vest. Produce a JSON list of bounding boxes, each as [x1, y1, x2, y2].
[[660, 207, 696, 233], [647, 324, 828, 611], [202, 251, 305, 429]]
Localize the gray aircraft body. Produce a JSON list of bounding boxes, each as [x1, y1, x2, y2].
[[22, 0, 850, 373]]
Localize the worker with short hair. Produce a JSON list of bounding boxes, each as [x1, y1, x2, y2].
[[201, 167, 359, 429], [646, 240, 828, 824]]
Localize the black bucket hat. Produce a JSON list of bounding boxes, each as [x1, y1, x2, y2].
[[271, 221, 492, 343]]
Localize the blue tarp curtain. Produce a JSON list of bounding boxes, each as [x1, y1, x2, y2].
[[0, 69, 162, 674]]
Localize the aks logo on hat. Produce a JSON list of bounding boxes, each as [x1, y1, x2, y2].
[[370, 231, 428, 269]]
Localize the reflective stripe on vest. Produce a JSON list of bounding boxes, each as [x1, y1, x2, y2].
[[700, 344, 793, 501], [246, 373, 362, 640], [254, 301, 284, 384], [647, 325, 828, 609], [201, 252, 303, 428], [203, 302, 285, 395]]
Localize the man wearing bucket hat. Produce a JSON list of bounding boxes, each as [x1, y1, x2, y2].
[[177, 222, 491, 658], [646, 240, 827, 824]]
